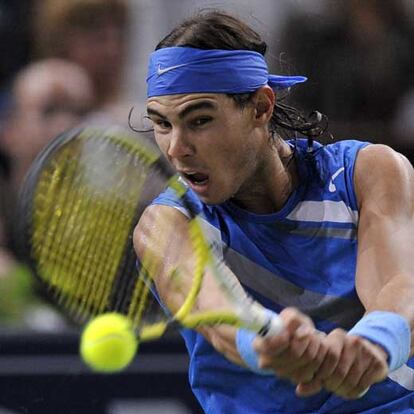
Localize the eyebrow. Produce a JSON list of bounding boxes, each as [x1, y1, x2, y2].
[[147, 100, 217, 120]]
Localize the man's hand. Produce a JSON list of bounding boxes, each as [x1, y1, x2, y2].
[[253, 307, 328, 384], [253, 308, 389, 400], [296, 328, 389, 399]]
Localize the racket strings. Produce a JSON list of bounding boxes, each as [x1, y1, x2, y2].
[[27, 127, 216, 336], [53, 144, 118, 317], [64, 152, 118, 318], [130, 262, 154, 325], [77, 137, 162, 320], [75, 186, 137, 318], [31, 133, 159, 323], [33, 141, 107, 319], [69, 139, 151, 320], [128, 247, 168, 340], [33, 150, 77, 263], [69, 195, 121, 320], [34, 146, 85, 292], [108, 160, 156, 314]]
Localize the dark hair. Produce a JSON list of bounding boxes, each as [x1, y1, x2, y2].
[[156, 10, 329, 144]]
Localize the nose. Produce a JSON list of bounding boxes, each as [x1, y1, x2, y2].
[[167, 128, 195, 159]]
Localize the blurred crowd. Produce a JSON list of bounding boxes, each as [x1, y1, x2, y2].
[[278, 0, 414, 152], [0, 0, 413, 330], [0, 0, 131, 329]]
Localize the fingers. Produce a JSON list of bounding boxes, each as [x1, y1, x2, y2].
[[297, 329, 388, 400], [287, 331, 327, 384], [296, 328, 344, 397], [252, 308, 389, 401], [254, 308, 314, 358], [314, 328, 345, 381], [255, 307, 314, 355], [336, 339, 388, 399], [254, 308, 326, 384], [296, 380, 323, 397]]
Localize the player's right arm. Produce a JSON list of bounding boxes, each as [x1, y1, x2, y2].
[[133, 203, 245, 364], [133, 203, 325, 376]]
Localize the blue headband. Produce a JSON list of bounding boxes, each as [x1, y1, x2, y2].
[[146, 47, 307, 98]]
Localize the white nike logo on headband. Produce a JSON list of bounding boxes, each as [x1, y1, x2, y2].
[[157, 63, 190, 75]]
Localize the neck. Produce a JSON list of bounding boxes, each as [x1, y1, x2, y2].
[[231, 138, 298, 214]]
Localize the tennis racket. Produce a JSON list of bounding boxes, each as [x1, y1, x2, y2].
[[17, 125, 283, 344]]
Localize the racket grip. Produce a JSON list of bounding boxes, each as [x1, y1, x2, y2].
[[258, 308, 283, 337], [236, 308, 283, 375], [263, 311, 284, 337], [246, 303, 283, 337]]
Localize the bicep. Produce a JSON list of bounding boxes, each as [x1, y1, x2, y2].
[[133, 204, 199, 312], [133, 204, 239, 322], [354, 144, 414, 316], [133, 204, 244, 362]]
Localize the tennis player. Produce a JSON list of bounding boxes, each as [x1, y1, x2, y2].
[[135, 10, 414, 413]]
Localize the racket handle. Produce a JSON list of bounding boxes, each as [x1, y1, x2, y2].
[[236, 307, 283, 375], [263, 311, 284, 337], [241, 303, 284, 337], [257, 308, 284, 337]]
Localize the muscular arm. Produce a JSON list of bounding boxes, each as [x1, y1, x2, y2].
[[355, 144, 414, 341], [298, 144, 414, 399], [133, 204, 244, 364], [134, 204, 321, 376]]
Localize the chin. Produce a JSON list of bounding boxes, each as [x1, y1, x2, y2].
[[198, 193, 229, 206]]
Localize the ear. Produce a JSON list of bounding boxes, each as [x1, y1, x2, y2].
[[253, 86, 275, 126]]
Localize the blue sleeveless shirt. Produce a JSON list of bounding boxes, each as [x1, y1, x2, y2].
[[152, 139, 414, 413]]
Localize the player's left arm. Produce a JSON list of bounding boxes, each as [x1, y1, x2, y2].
[[355, 144, 414, 347], [298, 144, 414, 399]]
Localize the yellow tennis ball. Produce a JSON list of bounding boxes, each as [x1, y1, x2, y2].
[[80, 313, 138, 373]]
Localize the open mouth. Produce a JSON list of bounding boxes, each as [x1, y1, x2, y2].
[[182, 171, 209, 186]]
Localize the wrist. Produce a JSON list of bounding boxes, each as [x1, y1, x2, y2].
[[235, 329, 273, 375], [348, 311, 411, 372]]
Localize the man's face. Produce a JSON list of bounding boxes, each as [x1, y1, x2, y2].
[[147, 93, 268, 205], [4, 66, 94, 164]]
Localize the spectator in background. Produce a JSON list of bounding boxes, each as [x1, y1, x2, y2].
[[33, 0, 130, 123], [1, 58, 95, 193], [0, 58, 95, 328], [278, 0, 414, 144]]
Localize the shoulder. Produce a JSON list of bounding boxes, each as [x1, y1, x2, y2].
[[355, 143, 412, 171], [297, 139, 369, 210], [354, 144, 414, 214], [320, 139, 370, 167], [152, 186, 203, 216], [307, 139, 369, 180], [320, 139, 370, 181]]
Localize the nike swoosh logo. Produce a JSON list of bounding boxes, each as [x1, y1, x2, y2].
[[329, 167, 345, 192], [157, 63, 190, 75]]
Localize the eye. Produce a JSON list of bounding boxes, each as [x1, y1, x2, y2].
[[189, 116, 213, 129], [151, 118, 171, 131]]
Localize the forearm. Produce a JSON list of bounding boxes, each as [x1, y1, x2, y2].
[[360, 273, 414, 356], [355, 219, 414, 360], [366, 272, 414, 313], [199, 324, 244, 365], [155, 271, 245, 365], [135, 206, 244, 363]]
